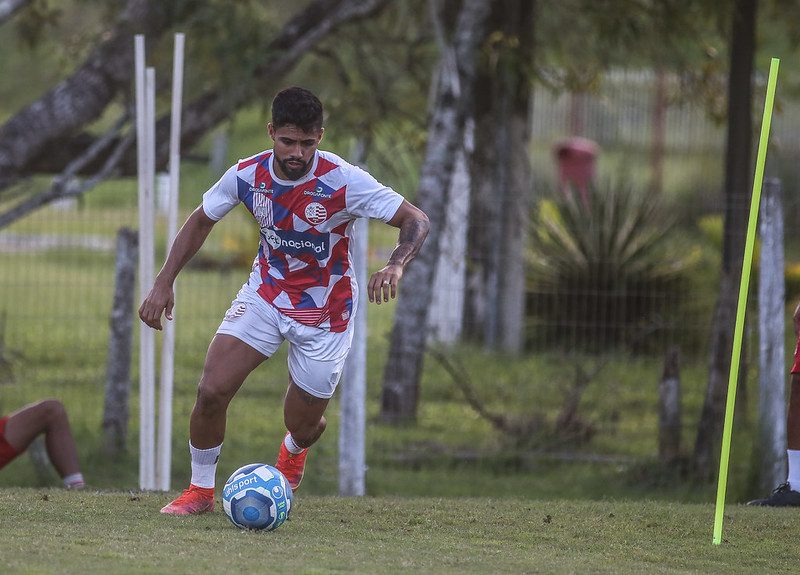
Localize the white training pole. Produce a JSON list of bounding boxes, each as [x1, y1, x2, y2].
[[135, 34, 157, 491], [142, 66, 158, 491], [156, 32, 185, 492], [339, 217, 368, 496]]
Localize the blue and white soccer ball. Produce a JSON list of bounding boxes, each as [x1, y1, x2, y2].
[[222, 463, 293, 531]]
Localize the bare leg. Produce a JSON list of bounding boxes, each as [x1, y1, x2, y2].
[[189, 334, 267, 449], [283, 378, 329, 449], [4, 399, 81, 478], [787, 373, 800, 450]]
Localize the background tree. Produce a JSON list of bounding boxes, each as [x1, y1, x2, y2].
[[0, 0, 34, 25], [0, 0, 395, 226], [381, 0, 723, 421], [380, 0, 492, 422], [693, 0, 758, 480], [463, 0, 535, 353]]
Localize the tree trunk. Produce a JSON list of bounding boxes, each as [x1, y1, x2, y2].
[[102, 228, 138, 455], [0, 0, 393, 199], [756, 178, 786, 493], [464, 0, 534, 352], [693, 0, 757, 479], [427, 136, 471, 344], [0, 0, 34, 24], [379, 0, 491, 422], [0, 0, 175, 189]]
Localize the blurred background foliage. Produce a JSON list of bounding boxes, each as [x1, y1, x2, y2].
[[1, 0, 800, 501]]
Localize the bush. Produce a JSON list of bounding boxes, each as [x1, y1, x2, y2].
[[527, 182, 697, 353]]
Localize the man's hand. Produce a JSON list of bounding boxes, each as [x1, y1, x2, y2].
[[139, 280, 175, 331], [368, 264, 403, 305], [137, 205, 217, 330], [367, 200, 429, 306]]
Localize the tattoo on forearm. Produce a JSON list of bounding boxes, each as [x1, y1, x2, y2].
[[388, 220, 429, 267]]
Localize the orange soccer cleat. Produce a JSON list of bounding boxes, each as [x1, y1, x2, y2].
[[275, 433, 308, 492], [160, 485, 215, 515]]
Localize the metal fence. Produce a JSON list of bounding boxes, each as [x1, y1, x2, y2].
[[1, 67, 799, 426]]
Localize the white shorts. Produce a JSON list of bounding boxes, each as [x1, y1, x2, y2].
[[216, 286, 354, 399]]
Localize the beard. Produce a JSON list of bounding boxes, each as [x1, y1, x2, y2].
[[275, 156, 311, 180]]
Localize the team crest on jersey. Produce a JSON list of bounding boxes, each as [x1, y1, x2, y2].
[[305, 202, 328, 225]]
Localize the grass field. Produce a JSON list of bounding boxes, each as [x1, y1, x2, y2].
[[1, 489, 799, 574]]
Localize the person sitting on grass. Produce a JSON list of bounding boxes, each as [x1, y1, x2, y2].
[[0, 399, 85, 489]]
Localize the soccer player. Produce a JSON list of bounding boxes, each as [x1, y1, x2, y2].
[[0, 399, 85, 488], [140, 86, 430, 514], [748, 299, 800, 506]]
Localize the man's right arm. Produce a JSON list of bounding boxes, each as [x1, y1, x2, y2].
[[138, 205, 217, 330]]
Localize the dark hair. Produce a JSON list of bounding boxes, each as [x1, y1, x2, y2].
[[271, 87, 323, 133]]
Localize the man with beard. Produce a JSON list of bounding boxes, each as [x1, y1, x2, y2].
[[139, 86, 429, 514]]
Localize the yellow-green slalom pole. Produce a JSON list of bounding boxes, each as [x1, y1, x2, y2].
[[713, 57, 780, 546]]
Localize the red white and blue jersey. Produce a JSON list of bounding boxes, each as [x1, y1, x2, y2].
[[203, 149, 404, 332]]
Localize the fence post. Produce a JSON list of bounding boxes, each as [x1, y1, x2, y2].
[[757, 177, 786, 492], [658, 346, 682, 465], [27, 437, 58, 486], [102, 227, 138, 455], [339, 217, 368, 496]]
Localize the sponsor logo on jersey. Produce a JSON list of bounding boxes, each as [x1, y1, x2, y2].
[[261, 226, 329, 259], [249, 181, 272, 194], [303, 185, 332, 198], [305, 202, 328, 225]]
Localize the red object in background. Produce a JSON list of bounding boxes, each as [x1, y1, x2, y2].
[[555, 137, 598, 208]]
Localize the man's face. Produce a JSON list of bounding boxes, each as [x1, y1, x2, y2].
[[268, 123, 323, 181]]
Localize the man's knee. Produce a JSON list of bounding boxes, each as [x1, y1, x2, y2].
[[36, 399, 67, 426], [194, 378, 237, 415]]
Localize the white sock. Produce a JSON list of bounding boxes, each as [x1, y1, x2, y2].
[[63, 473, 85, 489], [190, 442, 222, 488], [787, 449, 800, 490], [284, 433, 306, 455]]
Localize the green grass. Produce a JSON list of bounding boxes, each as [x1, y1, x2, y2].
[[1, 489, 799, 574]]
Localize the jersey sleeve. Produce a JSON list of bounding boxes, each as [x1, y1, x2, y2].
[[202, 164, 241, 221], [344, 164, 405, 222]]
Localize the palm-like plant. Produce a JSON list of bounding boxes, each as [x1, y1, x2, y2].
[[528, 183, 693, 353]]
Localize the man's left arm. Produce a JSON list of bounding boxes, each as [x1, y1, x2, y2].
[[368, 200, 430, 305]]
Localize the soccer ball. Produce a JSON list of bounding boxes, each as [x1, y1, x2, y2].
[[222, 463, 293, 531]]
